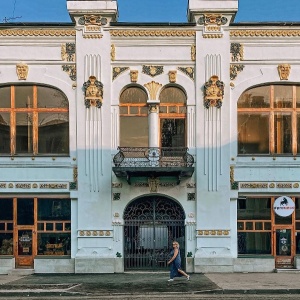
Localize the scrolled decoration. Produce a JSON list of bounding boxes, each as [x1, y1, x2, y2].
[[203, 75, 224, 109], [16, 63, 29, 80], [83, 76, 104, 108]]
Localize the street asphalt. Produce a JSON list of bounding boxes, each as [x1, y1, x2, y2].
[[0, 271, 300, 298]]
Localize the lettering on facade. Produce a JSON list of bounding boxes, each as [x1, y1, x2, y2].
[[39, 184, 68, 189], [0, 183, 6, 188], [15, 183, 31, 189], [276, 183, 292, 188], [240, 183, 268, 189]]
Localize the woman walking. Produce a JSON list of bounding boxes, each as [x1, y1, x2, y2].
[[167, 241, 190, 281]]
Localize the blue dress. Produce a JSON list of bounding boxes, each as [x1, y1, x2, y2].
[[170, 248, 183, 279]]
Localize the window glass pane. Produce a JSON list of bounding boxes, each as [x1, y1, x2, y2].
[[17, 199, 34, 225], [160, 119, 185, 147], [15, 86, 33, 108], [274, 113, 292, 154], [0, 86, 11, 108], [16, 113, 33, 153], [0, 113, 10, 153], [0, 233, 13, 255], [238, 86, 270, 108], [159, 106, 167, 113], [38, 199, 71, 221], [274, 85, 292, 108], [119, 106, 128, 115], [46, 223, 53, 231], [237, 198, 271, 220], [120, 116, 148, 147], [37, 86, 68, 108], [130, 107, 138, 114], [38, 113, 69, 154], [120, 87, 147, 104], [275, 214, 292, 225], [296, 86, 300, 108], [37, 223, 44, 231], [159, 87, 186, 104], [255, 222, 263, 230], [37, 233, 70, 256], [0, 199, 13, 220], [238, 232, 271, 254], [238, 113, 269, 154]]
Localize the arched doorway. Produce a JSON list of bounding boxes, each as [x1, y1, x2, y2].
[[124, 195, 185, 270]]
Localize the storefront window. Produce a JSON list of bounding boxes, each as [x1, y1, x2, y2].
[[37, 198, 71, 256], [237, 197, 272, 255], [0, 197, 71, 257], [0, 199, 13, 255]]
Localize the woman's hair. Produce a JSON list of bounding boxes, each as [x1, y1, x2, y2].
[[173, 241, 179, 248]]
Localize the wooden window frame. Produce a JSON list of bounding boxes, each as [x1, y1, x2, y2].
[[238, 85, 300, 155], [0, 85, 69, 156]]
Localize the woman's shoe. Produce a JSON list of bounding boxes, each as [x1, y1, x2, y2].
[[168, 279, 174, 282], [186, 275, 190, 281]]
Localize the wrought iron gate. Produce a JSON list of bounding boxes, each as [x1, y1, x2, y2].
[[124, 196, 185, 270]]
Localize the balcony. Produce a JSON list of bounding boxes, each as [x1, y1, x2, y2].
[[112, 147, 194, 184]]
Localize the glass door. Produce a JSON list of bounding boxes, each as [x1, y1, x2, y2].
[[14, 198, 36, 268], [274, 226, 294, 269]]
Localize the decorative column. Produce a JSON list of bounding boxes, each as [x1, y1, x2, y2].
[[144, 81, 162, 148], [148, 101, 159, 147]]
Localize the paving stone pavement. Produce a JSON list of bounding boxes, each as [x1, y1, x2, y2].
[[0, 272, 300, 297]]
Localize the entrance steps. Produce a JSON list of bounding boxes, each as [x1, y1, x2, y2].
[[274, 268, 300, 273], [8, 269, 35, 276]]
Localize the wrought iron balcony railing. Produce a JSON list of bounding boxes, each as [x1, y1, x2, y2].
[[113, 147, 194, 168]]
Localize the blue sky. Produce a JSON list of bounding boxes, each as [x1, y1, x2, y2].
[[0, 0, 299, 23]]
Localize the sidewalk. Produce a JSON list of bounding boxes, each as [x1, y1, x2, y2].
[[0, 272, 300, 297]]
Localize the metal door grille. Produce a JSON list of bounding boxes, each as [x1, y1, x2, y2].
[[124, 196, 185, 270]]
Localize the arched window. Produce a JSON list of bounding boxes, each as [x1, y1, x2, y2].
[[159, 86, 187, 147], [238, 84, 300, 155], [0, 85, 69, 155], [119, 86, 148, 147]]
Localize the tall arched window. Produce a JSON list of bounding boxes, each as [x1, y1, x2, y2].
[[159, 86, 187, 147], [119, 86, 148, 147], [0, 85, 69, 155], [238, 84, 300, 155]]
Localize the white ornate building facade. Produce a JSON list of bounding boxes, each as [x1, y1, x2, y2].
[[1, 0, 300, 273]]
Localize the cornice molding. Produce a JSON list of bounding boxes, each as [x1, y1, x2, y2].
[[110, 29, 195, 37], [230, 30, 300, 37], [0, 29, 76, 37]]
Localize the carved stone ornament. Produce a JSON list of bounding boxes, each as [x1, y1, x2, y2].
[[83, 76, 103, 108], [230, 64, 245, 80], [144, 81, 162, 100], [230, 43, 243, 62], [16, 63, 28, 80], [168, 70, 177, 83], [198, 14, 228, 26], [61, 43, 76, 62], [130, 70, 139, 83], [78, 15, 107, 39], [148, 177, 159, 192], [178, 67, 194, 80], [111, 44, 116, 61], [278, 64, 291, 80], [62, 65, 76, 81], [142, 65, 163, 77], [204, 75, 225, 109], [191, 45, 196, 61], [112, 67, 129, 80]]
